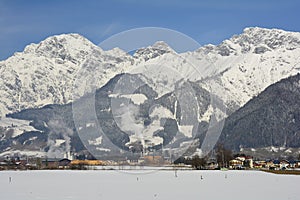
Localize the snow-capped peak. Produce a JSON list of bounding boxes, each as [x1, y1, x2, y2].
[[133, 41, 175, 61], [195, 27, 300, 57], [0, 33, 133, 117], [231, 27, 300, 53], [22, 33, 104, 64], [151, 41, 175, 52]]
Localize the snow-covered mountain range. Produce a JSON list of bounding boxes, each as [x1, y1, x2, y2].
[[1, 27, 300, 157], [1, 27, 300, 117]]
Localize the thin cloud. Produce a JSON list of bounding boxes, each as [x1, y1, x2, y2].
[[77, 23, 122, 42], [101, 23, 121, 37]]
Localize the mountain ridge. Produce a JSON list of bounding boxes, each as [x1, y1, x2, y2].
[[1, 27, 300, 117], [1, 27, 300, 157]]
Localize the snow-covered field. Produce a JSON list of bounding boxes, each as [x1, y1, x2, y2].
[[0, 170, 299, 200]]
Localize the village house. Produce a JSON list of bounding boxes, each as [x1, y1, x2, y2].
[[244, 156, 253, 168], [206, 159, 218, 170], [296, 161, 300, 168], [264, 160, 274, 169], [253, 160, 267, 169], [229, 155, 253, 169], [0, 160, 7, 170], [229, 159, 244, 169], [289, 160, 296, 168], [58, 158, 71, 169], [279, 160, 290, 170]]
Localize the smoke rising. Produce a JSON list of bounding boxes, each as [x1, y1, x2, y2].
[[46, 119, 74, 158]]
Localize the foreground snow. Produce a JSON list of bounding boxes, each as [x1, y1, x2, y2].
[[0, 170, 299, 200]]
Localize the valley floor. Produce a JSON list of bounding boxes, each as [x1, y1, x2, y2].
[[0, 170, 299, 200]]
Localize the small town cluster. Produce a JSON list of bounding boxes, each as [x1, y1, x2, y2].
[[227, 156, 300, 170], [1, 152, 300, 171]]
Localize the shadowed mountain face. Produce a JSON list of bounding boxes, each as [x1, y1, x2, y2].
[[4, 73, 300, 157], [5, 73, 212, 158], [221, 73, 300, 151]]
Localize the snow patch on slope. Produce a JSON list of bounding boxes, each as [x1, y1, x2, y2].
[[0, 117, 38, 138]]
